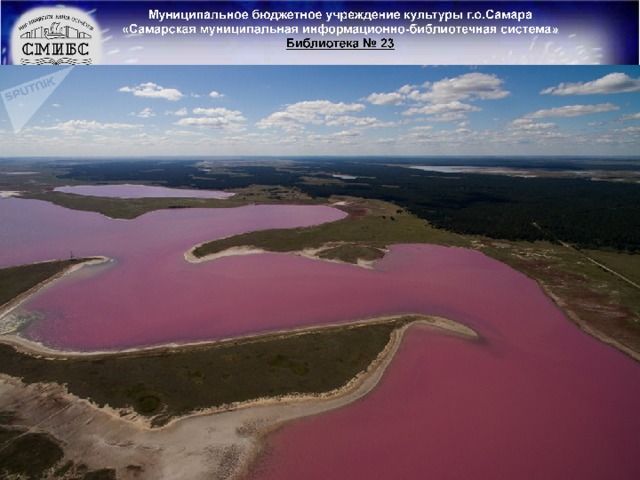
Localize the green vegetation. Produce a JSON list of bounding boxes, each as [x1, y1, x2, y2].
[[0, 317, 421, 426], [317, 244, 385, 264], [583, 250, 640, 286], [0, 259, 87, 309], [0, 422, 116, 480], [54, 460, 74, 476], [24, 191, 233, 219], [0, 429, 64, 480], [24, 184, 314, 220], [56, 160, 302, 191], [193, 197, 470, 262], [0, 426, 21, 445]]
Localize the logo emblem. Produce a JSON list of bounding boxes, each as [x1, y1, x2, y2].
[[11, 7, 101, 65]]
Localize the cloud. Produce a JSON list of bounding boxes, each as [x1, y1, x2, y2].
[[30, 120, 142, 133], [616, 126, 640, 133], [366, 73, 508, 123], [365, 92, 405, 105], [412, 73, 509, 103], [526, 103, 619, 119], [177, 117, 232, 127], [403, 101, 480, 116], [119, 82, 183, 101], [191, 107, 245, 122], [164, 129, 204, 137], [508, 118, 556, 131], [325, 116, 393, 128], [367, 73, 508, 107], [257, 100, 366, 131], [131, 107, 155, 118], [166, 107, 188, 116], [620, 112, 640, 121], [541, 73, 640, 95], [209, 91, 224, 99], [175, 107, 246, 130]]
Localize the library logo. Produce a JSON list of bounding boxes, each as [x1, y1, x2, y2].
[[11, 7, 101, 65]]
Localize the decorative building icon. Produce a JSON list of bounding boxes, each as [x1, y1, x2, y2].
[[20, 22, 93, 40]]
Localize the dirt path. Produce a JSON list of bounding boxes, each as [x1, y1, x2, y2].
[[556, 240, 640, 290]]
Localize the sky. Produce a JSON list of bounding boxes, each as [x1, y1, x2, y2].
[[0, 65, 639, 157]]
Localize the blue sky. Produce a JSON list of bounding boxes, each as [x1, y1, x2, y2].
[[1, 66, 639, 156]]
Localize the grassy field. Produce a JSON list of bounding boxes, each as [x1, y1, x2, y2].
[[583, 250, 640, 286], [0, 317, 422, 426]]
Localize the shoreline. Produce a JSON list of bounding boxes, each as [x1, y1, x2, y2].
[[0, 256, 111, 335], [539, 282, 640, 363], [0, 315, 477, 479], [0, 311, 474, 361]]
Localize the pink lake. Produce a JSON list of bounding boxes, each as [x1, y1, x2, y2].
[[54, 184, 234, 199], [2, 196, 640, 479]]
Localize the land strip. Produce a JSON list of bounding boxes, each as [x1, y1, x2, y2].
[[0, 316, 476, 479], [23, 185, 314, 219], [191, 196, 470, 263], [0, 314, 474, 427]]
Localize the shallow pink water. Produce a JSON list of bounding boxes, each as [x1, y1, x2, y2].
[[54, 184, 234, 199], [3, 196, 640, 478]]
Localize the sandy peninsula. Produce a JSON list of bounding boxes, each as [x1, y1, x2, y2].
[[0, 314, 477, 479], [184, 242, 383, 269]]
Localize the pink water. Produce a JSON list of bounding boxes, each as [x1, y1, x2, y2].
[[255, 327, 640, 480], [251, 255, 640, 479], [54, 184, 234, 199], [3, 197, 640, 478]]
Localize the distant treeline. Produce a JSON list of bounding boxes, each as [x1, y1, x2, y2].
[[58, 160, 640, 252]]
